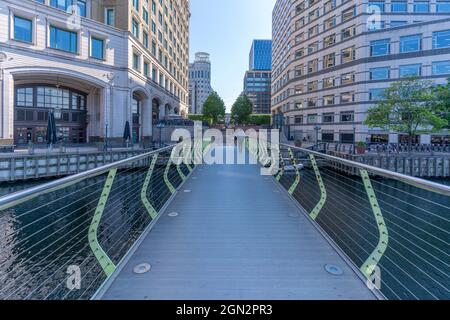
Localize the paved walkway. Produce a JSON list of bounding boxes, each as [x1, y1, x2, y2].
[[98, 146, 376, 300]]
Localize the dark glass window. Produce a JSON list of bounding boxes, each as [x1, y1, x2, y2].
[[14, 16, 33, 43], [91, 37, 104, 59], [50, 26, 78, 53]]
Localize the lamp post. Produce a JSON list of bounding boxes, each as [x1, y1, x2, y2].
[[157, 123, 165, 148], [352, 123, 356, 155], [104, 121, 109, 151], [314, 125, 321, 150]]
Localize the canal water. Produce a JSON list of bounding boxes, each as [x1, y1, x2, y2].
[[0, 164, 448, 300]]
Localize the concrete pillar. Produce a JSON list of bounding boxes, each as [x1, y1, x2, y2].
[[142, 98, 152, 137], [2, 71, 14, 144]]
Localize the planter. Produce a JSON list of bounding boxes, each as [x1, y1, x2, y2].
[[356, 147, 366, 155]]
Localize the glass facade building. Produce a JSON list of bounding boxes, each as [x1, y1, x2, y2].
[[249, 40, 273, 71]]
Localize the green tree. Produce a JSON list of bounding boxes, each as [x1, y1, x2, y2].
[[202, 91, 226, 124], [364, 77, 448, 151], [435, 78, 450, 128], [231, 94, 253, 124]]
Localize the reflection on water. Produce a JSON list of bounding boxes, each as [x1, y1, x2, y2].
[[0, 162, 182, 300]]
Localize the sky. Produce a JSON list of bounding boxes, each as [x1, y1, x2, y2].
[[189, 0, 276, 112]]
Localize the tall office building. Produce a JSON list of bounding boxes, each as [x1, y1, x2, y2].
[[272, 0, 450, 145], [243, 40, 272, 114], [188, 52, 213, 114], [0, 0, 190, 146]]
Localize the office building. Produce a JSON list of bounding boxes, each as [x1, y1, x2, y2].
[[0, 0, 190, 146], [188, 52, 213, 114], [272, 0, 450, 144], [244, 40, 272, 114]]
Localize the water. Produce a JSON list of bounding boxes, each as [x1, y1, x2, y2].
[[0, 163, 448, 300], [0, 159, 186, 300]]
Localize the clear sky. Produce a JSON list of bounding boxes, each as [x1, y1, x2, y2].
[[189, 0, 276, 112]]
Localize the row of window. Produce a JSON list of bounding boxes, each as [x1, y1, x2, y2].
[[13, 15, 105, 59], [132, 52, 185, 102], [291, 111, 355, 125], [273, 59, 450, 106], [272, 28, 450, 100]]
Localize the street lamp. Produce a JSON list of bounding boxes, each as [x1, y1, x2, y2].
[[352, 123, 356, 155], [314, 125, 321, 149], [104, 121, 109, 151], [157, 123, 165, 148]]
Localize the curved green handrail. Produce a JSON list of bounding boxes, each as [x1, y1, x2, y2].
[[141, 154, 159, 220], [360, 169, 389, 279], [288, 148, 300, 195], [276, 153, 285, 181], [164, 154, 176, 194], [309, 154, 327, 220], [89, 169, 117, 277]]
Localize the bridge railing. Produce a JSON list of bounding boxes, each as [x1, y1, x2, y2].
[[0, 142, 207, 300], [256, 142, 449, 300]]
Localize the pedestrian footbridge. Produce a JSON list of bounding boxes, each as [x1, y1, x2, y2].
[[0, 142, 448, 300]]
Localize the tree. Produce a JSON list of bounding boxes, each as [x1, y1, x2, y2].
[[364, 77, 448, 151], [231, 94, 253, 124], [202, 91, 226, 124], [435, 78, 450, 128]]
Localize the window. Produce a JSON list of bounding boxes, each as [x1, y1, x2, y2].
[[144, 61, 150, 76], [77, 0, 86, 17], [307, 114, 317, 123], [340, 92, 354, 103], [341, 72, 355, 84], [369, 1, 385, 12], [340, 112, 354, 122], [399, 64, 422, 77], [341, 46, 355, 63], [370, 67, 390, 80], [132, 19, 139, 38], [143, 8, 149, 24], [14, 16, 33, 43], [400, 34, 421, 53], [369, 88, 385, 100], [16, 87, 34, 107], [322, 113, 334, 123], [322, 132, 334, 142], [342, 7, 355, 22], [390, 21, 407, 28], [323, 77, 335, 88], [324, 34, 336, 47], [91, 37, 104, 60], [294, 115, 303, 124], [432, 61, 450, 75], [433, 30, 450, 49], [413, 1, 429, 12], [370, 39, 390, 56], [307, 59, 318, 73], [143, 31, 149, 48], [132, 0, 139, 10], [323, 95, 335, 106], [49, 26, 77, 53], [341, 26, 355, 40], [323, 53, 335, 69], [436, 1, 450, 12], [324, 17, 336, 30], [307, 81, 318, 91], [391, 1, 407, 12], [105, 8, 115, 26], [50, 0, 73, 11], [133, 53, 140, 70]]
